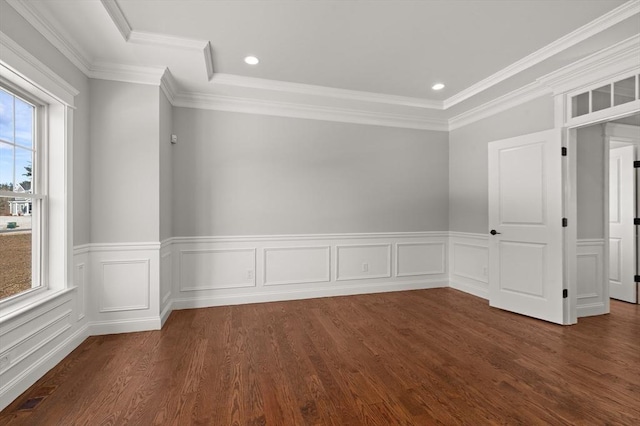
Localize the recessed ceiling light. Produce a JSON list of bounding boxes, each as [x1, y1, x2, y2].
[[244, 56, 259, 65], [432, 83, 445, 91]]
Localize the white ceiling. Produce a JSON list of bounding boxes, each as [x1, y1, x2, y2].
[[3, 0, 639, 127], [116, 0, 627, 99]]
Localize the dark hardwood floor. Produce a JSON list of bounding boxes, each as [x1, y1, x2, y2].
[[1, 288, 638, 425]]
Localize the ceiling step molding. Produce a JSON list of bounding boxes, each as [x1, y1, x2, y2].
[[443, 0, 640, 109], [100, 0, 215, 81], [90, 62, 167, 86], [172, 92, 448, 131], [100, 0, 132, 41], [211, 74, 443, 110], [127, 30, 207, 50]]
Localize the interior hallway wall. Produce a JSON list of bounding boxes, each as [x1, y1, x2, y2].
[[576, 124, 606, 239]]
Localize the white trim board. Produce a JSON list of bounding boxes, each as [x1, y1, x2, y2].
[[171, 92, 449, 131]]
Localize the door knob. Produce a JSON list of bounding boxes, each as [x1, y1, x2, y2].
[[490, 230, 501, 235]]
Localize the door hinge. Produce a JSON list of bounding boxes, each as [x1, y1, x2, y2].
[[563, 289, 568, 298], [561, 147, 567, 157], [635, 218, 640, 225], [635, 275, 640, 283], [562, 218, 568, 227], [635, 160, 640, 168]]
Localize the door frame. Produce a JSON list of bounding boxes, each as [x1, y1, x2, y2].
[[564, 110, 640, 324]]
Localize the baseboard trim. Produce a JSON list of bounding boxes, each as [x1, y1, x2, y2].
[[449, 280, 489, 300], [0, 324, 89, 410], [576, 302, 608, 317], [88, 317, 162, 336], [160, 300, 173, 327], [173, 279, 447, 310]]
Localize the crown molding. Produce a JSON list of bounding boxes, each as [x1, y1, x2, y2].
[[127, 30, 207, 50], [173, 92, 448, 131], [0, 30, 79, 106], [211, 73, 443, 110], [204, 42, 215, 81], [443, 0, 640, 109], [5, 0, 93, 75], [448, 81, 552, 131], [538, 34, 640, 95], [160, 69, 178, 104], [100, 0, 132, 41], [89, 62, 166, 86], [449, 33, 640, 130]]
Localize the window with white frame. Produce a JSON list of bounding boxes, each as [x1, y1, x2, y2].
[[0, 84, 43, 301], [0, 33, 75, 312]]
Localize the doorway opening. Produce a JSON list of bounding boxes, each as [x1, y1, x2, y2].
[[573, 113, 639, 319]]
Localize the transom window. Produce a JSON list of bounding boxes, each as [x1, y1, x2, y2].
[[0, 85, 43, 301], [571, 74, 639, 118]]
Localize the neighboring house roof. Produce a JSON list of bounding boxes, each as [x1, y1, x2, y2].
[[13, 182, 32, 193]]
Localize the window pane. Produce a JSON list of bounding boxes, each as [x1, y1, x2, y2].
[[0, 141, 14, 188], [613, 77, 636, 106], [14, 97, 33, 148], [592, 84, 611, 112], [572, 92, 589, 117], [15, 147, 32, 192], [0, 89, 14, 142], [0, 199, 32, 299]]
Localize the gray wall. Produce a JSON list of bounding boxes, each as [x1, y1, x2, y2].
[[0, 0, 91, 245], [576, 124, 605, 239], [448, 96, 555, 233], [159, 89, 173, 241], [90, 80, 160, 243], [172, 109, 449, 236]]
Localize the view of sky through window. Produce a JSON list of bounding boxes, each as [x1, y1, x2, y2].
[[0, 86, 36, 300], [0, 87, 34, 189]]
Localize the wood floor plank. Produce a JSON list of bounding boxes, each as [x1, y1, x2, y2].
[[1, 288, 638, 425]]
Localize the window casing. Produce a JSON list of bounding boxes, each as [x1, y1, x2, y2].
[[0, 82, 46, 303], [0, 31, 76, 316]]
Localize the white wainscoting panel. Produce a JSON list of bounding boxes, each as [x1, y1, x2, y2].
[[73, 247, 89, 322], [396, 242, 446, 277], [160, 243, 173, 326], [170, 233, 448, 309], [449, 232, 489, 299], [577, 239, 606, 317], [0, 289, 88, 412], [89, 244, 161, 334], [74, 264, 85, 320], [179, 248, 256, 291], [336, 244, 392, 281], [609, 237, 622, 282], [264, 246, 330, 286], [99, 259, 150, 313]]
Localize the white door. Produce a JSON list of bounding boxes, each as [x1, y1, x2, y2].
[[488, 129, 565, 324], [609, 145, 636, 303]]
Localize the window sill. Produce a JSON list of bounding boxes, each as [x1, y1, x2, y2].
[[0, 287, 76, 324]]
